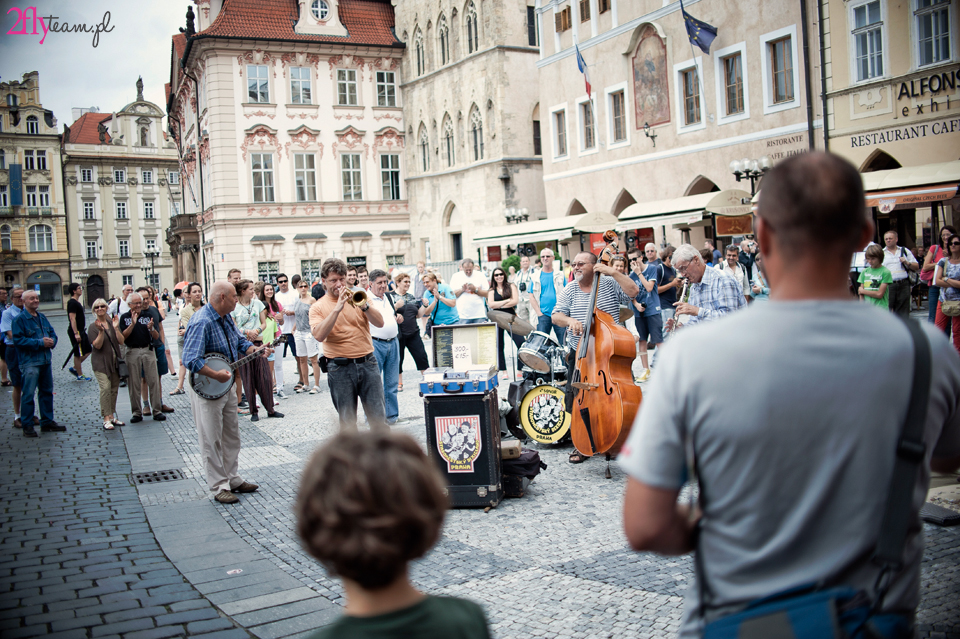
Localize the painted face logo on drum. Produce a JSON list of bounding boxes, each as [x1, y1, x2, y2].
[[435, 416, 482, 473], [520, 385, 571, 444]]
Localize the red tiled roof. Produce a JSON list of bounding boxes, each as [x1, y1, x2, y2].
[[195, 0, 399, 46], [164, 82, 171, 104], [65, 112, 112, 145], [173, 33, 187, 58]]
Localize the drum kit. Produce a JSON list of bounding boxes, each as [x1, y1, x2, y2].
[[486, 310, 572, 445]]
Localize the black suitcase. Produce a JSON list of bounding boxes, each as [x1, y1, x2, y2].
[[424, 390, 503, 508]]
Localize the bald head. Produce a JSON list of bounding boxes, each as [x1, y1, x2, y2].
[[757, 152, 868, 259], [209, 281, 239, 316]]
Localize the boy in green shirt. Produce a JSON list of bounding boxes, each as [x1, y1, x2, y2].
[[858, 244, 893, 309], [297, 432, 491, 639]]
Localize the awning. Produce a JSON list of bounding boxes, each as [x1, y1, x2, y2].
[[615, 189, 752, 231], [472, 214, 587, 248], [861, 160, 960, 212]]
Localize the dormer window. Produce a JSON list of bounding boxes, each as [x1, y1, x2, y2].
[[5, 95, 16, 107], [311, 0, 329, 20]]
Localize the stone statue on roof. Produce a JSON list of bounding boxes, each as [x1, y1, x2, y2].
[[97, 121, 107, 143], [136, 76, 144, 102]]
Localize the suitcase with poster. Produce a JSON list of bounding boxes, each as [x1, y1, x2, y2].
[[424, 389, 503, 508]]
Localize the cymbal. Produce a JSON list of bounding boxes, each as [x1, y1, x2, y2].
[[619, 305, 634, 324], [486, 310, 535, 336]]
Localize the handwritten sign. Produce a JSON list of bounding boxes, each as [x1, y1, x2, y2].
[[452, 343, 472, 371]]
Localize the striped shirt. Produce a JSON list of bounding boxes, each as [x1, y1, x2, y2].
[[182, 303, 254, 374], [553, 276, 631, 349], [685, 265, 747, 326]]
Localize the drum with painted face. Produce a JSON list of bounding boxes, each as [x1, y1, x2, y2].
[[519, 384, 571, 444], [517, 331, 558, 373]]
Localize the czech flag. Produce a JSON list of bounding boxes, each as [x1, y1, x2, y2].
[[575, 42, 591, 98]]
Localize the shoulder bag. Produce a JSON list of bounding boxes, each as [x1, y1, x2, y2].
[[938, 259, 960, 316], [901, 248, 920, 287], [697, 318, 931, 639], [102, 323, 128, 379]]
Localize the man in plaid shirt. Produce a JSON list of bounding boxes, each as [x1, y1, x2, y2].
[[665, 244, 746, 330]]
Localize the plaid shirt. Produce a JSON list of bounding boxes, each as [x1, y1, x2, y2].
[[181, 303, 253, 374], [686, 265, 746, 326]]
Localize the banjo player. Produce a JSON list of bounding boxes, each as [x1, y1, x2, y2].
[[182, 281, 273, 504]]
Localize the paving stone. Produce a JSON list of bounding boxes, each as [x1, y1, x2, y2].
[[188, 618, 238, 634], [124, 625, 187, 639], [90, 618, 156, 637], [250, 610, 341, 639], [151, 607, 221, 626]]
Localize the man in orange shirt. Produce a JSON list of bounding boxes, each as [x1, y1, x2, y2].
[[310, 258, 387, 431]]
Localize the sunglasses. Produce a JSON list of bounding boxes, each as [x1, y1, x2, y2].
[[494, 273, 505, 277], [277, 279, 288, 284], [951, 242, 960, 247], [93, 305, 106, 309], [298, 284, 308, 288]]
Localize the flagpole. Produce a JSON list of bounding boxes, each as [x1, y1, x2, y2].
[[687, 37, 712, 122]]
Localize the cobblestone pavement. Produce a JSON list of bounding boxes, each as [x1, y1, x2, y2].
[[1, 312, 958, 638]]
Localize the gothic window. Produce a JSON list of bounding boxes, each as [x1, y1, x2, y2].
[[443, 117, 455, 167], [415, 29, 425, 76], [438, 14, 450, 65], [466, 2, 479, 53], [470, 109, 483, 161], [419, 126, 430, 172]]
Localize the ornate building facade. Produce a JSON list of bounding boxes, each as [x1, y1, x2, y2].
[[61, 81, 179, 305], [394, 0, 545, 263], [167, 0, 409, 287], [0, 72, 70, 310]]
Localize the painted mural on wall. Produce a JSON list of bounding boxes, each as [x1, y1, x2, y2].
[[632, 25, 670, 128]]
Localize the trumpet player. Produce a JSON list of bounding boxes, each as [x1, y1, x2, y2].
[[309, 258, 387, 432], [664, 244, 747, 331]]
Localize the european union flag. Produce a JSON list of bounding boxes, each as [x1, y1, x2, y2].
[[680, 0, 718, 54]]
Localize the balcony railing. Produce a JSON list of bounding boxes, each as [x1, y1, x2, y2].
[[0, 207, 12, 217], [26, 207, 39, 216]]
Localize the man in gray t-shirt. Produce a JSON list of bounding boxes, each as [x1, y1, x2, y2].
[[619, 152, 960, 637]]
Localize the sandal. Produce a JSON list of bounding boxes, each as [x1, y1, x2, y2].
[[103, 420, 115, 430], [1, 381, 11, 387], [398, 382, 403, 392], [169, 388, 185, 396], [294, 383, 304, 393], [111, 419, 125, 427], [568, 453, 588, 464]]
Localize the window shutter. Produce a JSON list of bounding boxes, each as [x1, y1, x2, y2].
[[555, 11, 562, 32]]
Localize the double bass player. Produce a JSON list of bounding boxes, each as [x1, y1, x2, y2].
[[551, 250, 639, 464]]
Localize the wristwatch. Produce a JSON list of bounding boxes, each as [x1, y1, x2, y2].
[[360, 304, 370, 312]]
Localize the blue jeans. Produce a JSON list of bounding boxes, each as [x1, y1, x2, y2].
[[372, 338, 400, 422], [537, 314, 566, 348], [928, 286, 940, 323], [460, 318, 485, 324], [20, 363, 54, 428], [326, 356, 386, 431]]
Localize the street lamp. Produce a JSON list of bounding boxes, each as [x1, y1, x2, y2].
[[729, 156, 772, 196], [142, 251, 159, 286], [504, 207, 529, 224]]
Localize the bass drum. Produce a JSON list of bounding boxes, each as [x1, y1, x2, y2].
[[519, 384, 571, 444], [518, 331, 557, 373]]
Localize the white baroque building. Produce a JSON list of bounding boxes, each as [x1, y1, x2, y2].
[[167, 0, 409, 287]]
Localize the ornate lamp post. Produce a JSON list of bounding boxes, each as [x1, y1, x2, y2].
[[729, 156, 772, 196]]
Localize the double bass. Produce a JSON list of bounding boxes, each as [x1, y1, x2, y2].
[[569, 231, 642, 467]]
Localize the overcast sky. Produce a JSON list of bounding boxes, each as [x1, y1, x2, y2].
[[0, 0, 186, 129]]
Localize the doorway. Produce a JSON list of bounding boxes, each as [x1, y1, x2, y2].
[[86, 275, 105, 307]]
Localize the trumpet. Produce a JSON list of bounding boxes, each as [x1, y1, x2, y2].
[[349, 286, 368, 307]]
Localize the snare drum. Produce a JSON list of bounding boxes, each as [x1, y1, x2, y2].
[[518, 331, 557, 373]]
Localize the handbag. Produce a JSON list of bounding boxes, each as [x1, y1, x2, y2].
[[697, 319, 931, 639], [936, 259, 960, 316], [901, 248, 920, 287], [102, 324, 128, 379]]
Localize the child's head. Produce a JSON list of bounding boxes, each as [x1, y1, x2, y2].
[[865, 244, 884, 267], [296, 432, 448, 590]]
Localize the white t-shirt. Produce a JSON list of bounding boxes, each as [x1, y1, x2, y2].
[[275, 288, 298, 334], [882, 245, 918, 282], [368, 292, 399, 340], [449, 270, 488, 320], [619, 300, 960, 636], [108, 298, 130, 319]]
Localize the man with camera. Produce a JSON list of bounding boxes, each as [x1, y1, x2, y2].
[[515, 255, 534, 323], [310, 258, 387, 432]]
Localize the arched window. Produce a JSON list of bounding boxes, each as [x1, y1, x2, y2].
[[1, 225, 11, 251], [311, 0, 329, 20], [418, 126, 430, 172], [28, 224, 53, 252], [414, 28, 425, 76], [140, 126, 149, 147], [442, 117, 455, 167], [0, 149, 5, 170], [466, 2, 479, 53], [438, 14, 450, 65], [470, 108, 483, 161], [26, 115, 39, 135]]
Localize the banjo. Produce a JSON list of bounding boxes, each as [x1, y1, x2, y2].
[[190, 336, 283, 400]]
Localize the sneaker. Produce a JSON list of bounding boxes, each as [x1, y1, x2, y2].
[[276, 389, 288, 399], [636, 368, 651, 383], [76, 375, 92, 382], [309, 385, 320, 394], [238, 400, 249, 409], [13, 418, 21, 429], [267, 411, 284, 418], [68, 367, 78, 376], [214, 490, 239, 504], [250, 414, 259, 422], [40, 422, 66, 432], [231, 481, 259, 493], [22, 428, 37, 438]]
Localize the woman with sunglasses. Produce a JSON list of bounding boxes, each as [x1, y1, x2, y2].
[[294, 280, 323, 394], [87, 298, 125, 430], [487, 267, 523, 373], [259, 282, 287, 398], [922, 225, 958, 327], [934, 234, 960, 352]]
